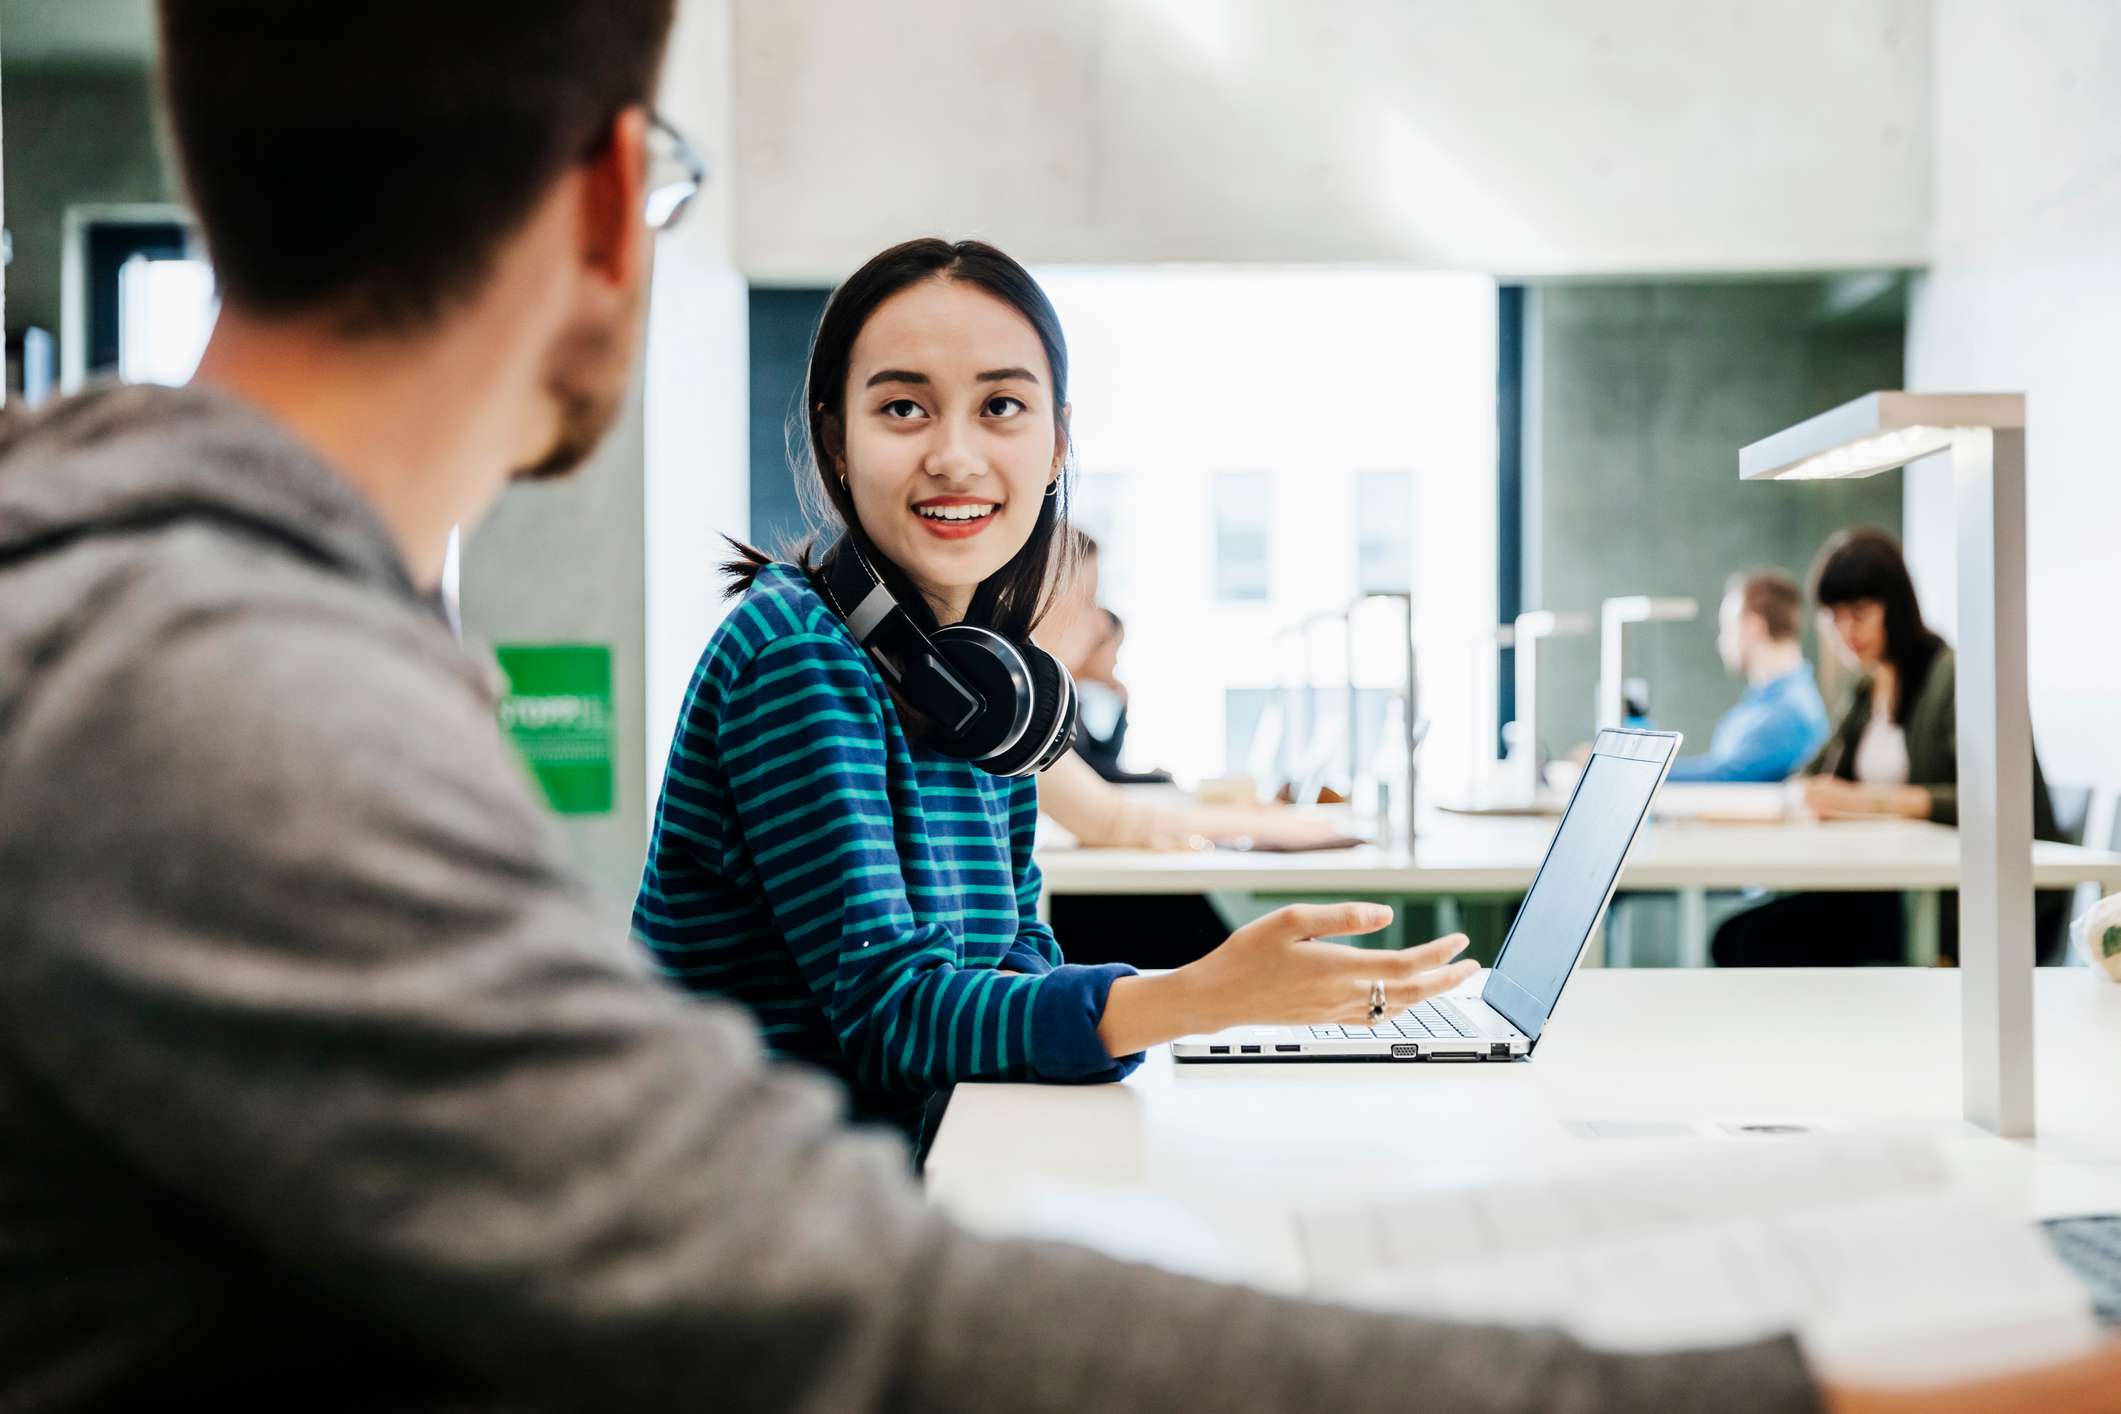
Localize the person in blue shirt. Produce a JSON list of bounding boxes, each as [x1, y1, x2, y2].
[[1665, 570, 1829, 784], [633, 238, 1475, 1144]]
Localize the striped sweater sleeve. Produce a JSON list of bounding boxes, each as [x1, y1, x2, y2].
[[1003, 778, 1069, 975], [716, 630, 1137, 1099]]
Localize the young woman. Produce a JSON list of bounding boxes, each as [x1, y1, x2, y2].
[[1712, 528, 2065, 966], [632, 239, 1474, 1141]]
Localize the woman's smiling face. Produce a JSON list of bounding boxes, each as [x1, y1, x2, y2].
[[837, 278, 1063, 624]]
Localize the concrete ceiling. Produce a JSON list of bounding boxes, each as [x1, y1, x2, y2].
[[2, 0, 155, 65]]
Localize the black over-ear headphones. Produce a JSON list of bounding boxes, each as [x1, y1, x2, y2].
[[818, 533, 1078, 777]]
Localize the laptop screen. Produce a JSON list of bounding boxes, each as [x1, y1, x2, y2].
[[1481, 733, 1675, 1043]]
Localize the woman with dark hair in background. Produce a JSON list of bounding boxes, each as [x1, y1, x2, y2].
[[1713, 528, 2066, 967], [631, 238, 1475, 1146]]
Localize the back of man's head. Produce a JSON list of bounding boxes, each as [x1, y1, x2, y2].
[[1733, 570, 1803, 643], [156, 1, 676, 334]]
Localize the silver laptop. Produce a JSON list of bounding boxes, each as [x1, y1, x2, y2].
[[1173, 728, 1680, 1063]]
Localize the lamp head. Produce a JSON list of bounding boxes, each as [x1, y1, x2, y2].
[[1740, 392, 2024, 482]]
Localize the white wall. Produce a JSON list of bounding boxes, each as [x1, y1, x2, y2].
[[1906, 0, 2121, 808], [734, 0, 1931, 282], [1037, 268, 1497, 796], [646, 0, 750, 810], [463, 0, 750, 915]]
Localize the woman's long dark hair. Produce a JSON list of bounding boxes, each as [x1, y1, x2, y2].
[[724, 238, 1077, 654], [1810, 527, 1945, 726]]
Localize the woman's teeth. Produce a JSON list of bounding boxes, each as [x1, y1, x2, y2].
[[916, 504, 996, 522]]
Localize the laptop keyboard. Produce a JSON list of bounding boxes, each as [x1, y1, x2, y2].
[[1308, 997, 1481, 1042]]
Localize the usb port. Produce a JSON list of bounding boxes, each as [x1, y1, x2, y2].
[[1209, 1045, 1230, 1055], [1275, 1044, 1301, 1053], [1239, 1044, 1262, 1055]]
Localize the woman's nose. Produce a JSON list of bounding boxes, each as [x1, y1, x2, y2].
[[923, 418, 985, 483]]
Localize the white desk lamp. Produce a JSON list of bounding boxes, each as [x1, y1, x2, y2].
[[1740, 392, 2032, 1137], [1597, 596, 1700, 731], [1346, 592, 1419, 842], [1500, 609, 1592, 807]]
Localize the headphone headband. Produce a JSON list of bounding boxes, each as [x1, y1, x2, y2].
[[821, 536, 983, 732]]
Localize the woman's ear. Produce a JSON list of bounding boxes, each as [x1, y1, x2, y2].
[[816, 404, 847, 483], [1052, 402, 1072, 476]]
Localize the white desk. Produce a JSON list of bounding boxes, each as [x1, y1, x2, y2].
[[1036, 814, 2121, 967], [1038, 813, 2121, 895], [927, 970, 2121, 1283]]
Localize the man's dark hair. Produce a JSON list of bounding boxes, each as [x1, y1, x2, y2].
[[155, 1, 676, 332], [1728, 569, 1803, 642]]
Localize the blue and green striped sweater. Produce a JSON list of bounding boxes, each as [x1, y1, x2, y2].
[[634, 562, 1140, 1134]]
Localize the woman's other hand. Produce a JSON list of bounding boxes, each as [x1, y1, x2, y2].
[[1181, 907, 1476, 1032], [1095, 903, 1478, 1056]]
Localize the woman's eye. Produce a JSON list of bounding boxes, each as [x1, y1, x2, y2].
[[881, 399, 925, 420], [985, 395, 1027, 417]]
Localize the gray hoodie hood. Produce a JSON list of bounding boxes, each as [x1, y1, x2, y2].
[[0, 382, 465, 740], [0, 381, 416, 595]]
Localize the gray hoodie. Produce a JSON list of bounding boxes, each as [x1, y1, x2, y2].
[[0, 383, 1817, 1412]]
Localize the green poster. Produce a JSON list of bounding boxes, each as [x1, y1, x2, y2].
[[495, 643, 614, 815]]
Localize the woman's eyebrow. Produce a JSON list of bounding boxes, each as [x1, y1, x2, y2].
[[976, 367, 1040, 385], [863, 368, 929, 388]]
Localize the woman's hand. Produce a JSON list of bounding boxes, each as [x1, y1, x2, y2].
[[1179, 906, 1475, 1033], [1802, 776, 1933, 821], [1802, 776, 1868, 817], [1095, 903, 1478, 1056]]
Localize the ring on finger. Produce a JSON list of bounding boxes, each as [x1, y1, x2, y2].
[[1367, 978, 1387, 1024]]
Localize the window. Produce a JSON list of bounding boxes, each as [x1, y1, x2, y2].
[[1030, 268, 1498, 791], [1354, 469, 1414, 595], [61, 205, 215, 394], [117, 256, 216, 386], [1212, 471, 1271, 602], [1070, 472, 1137, 603]]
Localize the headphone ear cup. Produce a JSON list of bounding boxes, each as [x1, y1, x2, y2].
[[927, 625, 1035, 762], [981, 645, 1078, 778]]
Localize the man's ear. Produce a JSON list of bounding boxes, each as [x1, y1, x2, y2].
[[581, 106, 650, 290]]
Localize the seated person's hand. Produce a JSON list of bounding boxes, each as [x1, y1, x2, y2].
[[1217, 808, 1363, 852], [1180, 904, 1478, 1031], [1803, 775, 1885, 819], [1143, 803, 1359, 853]]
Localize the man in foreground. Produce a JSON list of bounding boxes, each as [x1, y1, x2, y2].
[[1, 4, 2114, 1409]]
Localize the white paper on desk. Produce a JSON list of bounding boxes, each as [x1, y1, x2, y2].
[[1297, 1133, 2100, 1386], [958, 1183, 1283, 1292]]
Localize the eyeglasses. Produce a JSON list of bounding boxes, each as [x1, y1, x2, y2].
[[645, 111, 706, 232]]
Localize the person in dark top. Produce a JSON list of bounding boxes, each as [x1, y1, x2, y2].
[[1714, 529, 2068, 966], [1072, 608, 1175, 782]]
